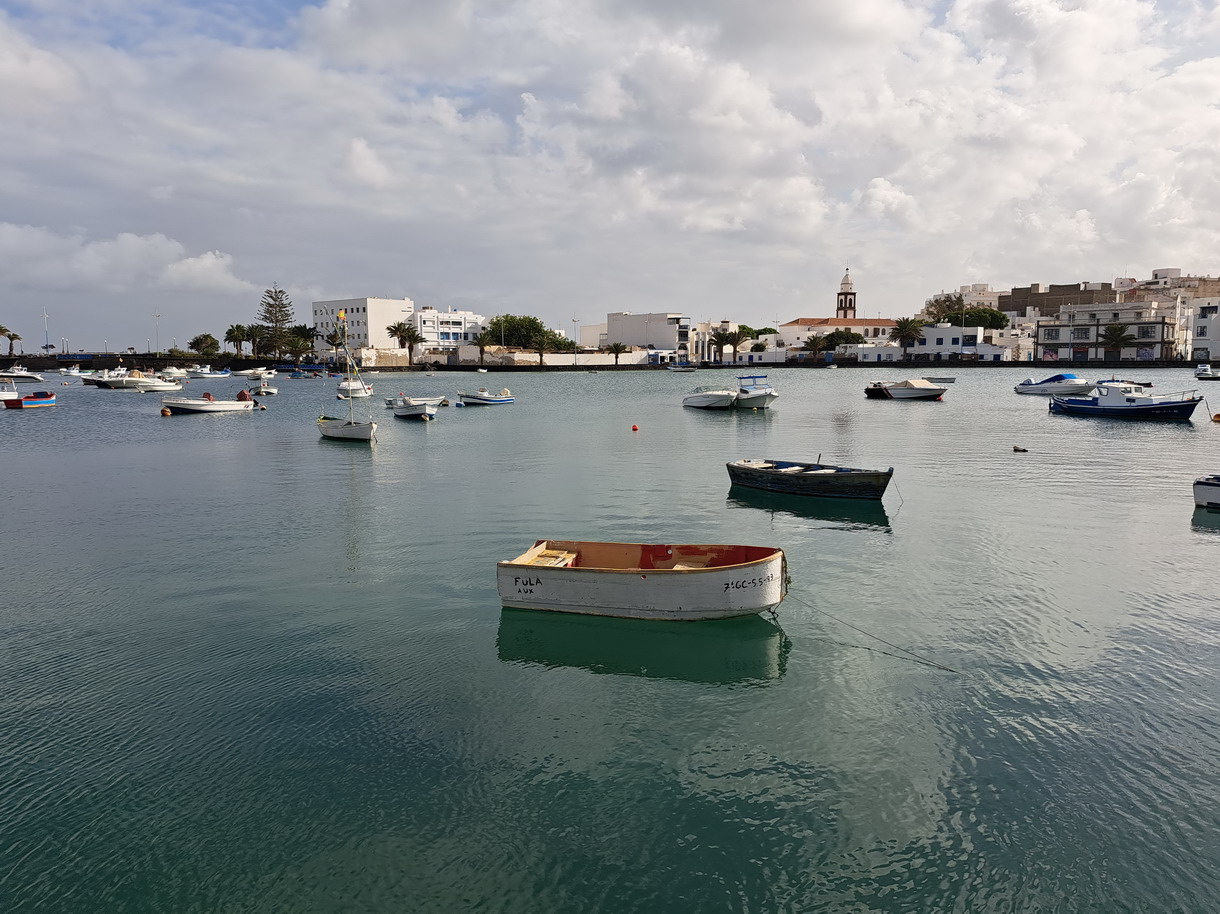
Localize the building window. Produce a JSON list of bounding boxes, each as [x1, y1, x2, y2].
[[1137, 326, 1157, 339], [1111, 313, 1119, 320], [951, 337, 959, 345], [936, 337, 943, 345], [1044, 328, 1060, 341], [1197, 326, 1209, 338], [1071, 327, 1089, 340], [918, 338, 926, 346]]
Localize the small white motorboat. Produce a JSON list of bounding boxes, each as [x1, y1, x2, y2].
[[682, 386, 737, 409], [0, 364, 46, 383], [864, 379, 947, 401], [229, 367, 271, 378], [734, 375, 779, 409], [249, 383, 278, 396], [458, 387, 513, 405], [390, 395, 443, 420], [159, 366, 188, 378], [186, 365, 232, 378], [160, 393, 254, 414], [58, 365, 82, 376], [666, 364, 697, 372], [1014, 373, 1096, 395], [1195, 475, 1220, 509], [497, 540, 788, 621], [1, 381, 21, 403], [1194, 364, 1219, 380], [337, 378, 373, 398]]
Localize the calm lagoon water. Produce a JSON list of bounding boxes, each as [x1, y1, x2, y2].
[[3, 366, 1219, 912]]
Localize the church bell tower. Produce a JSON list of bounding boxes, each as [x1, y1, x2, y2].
[[835, 269, 857, 319]]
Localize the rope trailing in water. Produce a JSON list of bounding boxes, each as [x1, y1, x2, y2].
[[784, 592, 957, 673]]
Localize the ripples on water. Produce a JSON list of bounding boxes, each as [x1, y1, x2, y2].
[[2, 367, 1219, 911]]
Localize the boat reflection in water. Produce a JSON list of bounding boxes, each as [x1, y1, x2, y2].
[[726, 485, 891, 530], [496, 608, 789, 684], [1191, 506, 1220, 535]]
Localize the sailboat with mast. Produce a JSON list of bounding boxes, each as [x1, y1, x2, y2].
[[317, 309, 377, 442]]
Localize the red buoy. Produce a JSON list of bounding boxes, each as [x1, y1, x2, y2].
[[631, 425, 639, 431]]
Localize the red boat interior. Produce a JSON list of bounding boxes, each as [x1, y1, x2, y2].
[[512, 540, 777, 570]]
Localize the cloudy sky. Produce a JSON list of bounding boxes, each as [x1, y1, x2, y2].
[[3, 0, 1219, 352]]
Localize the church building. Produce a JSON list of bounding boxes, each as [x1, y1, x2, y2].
[[777, 270, 896, 350]]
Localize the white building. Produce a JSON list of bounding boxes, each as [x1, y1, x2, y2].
[[605, 312, 694, 362], [1190, 299, 1220, 360], [848, 323, 1016, 362], [312, 297, 487, 354]]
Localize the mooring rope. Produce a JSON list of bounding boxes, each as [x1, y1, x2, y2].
[[784, 591, 957, 673]]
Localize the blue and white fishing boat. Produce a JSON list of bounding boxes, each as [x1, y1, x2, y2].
[[1014, 373, 1096, 395], [1048, 381, 1203, 420]]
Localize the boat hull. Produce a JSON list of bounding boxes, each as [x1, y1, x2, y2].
[[735, 390, 778, 409], [865, 385, 945, 400], [392, 399, 440, 419], [459, 394, 513, 405], [497, 541, 786, 621], [683, 391, 736, 409], [160, 397, 254, 414], [1048, 396, 1201, 420], [4, 391, 56, 408], [1193, 476, 1220, 508], [727, 459, 893, 500], [317, 418, 377, 440]]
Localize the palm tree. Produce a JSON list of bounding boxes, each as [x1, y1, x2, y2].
[[1099, 323, 1137, 355], [0, 325, 9, 356], [605, 342, 629, 365], [224, 324, 248, 356], [399, 326, 426, 365], [533, 332, 550, 367], [5, 330, 22, 356], [385, 321, 412, 348], [473, 329, 496, 366], [722, 330, 751, 364], [888, 318, 925, 360], [708, 330, 732, 363], [802, 334, 830, 354], [282, 336, 313, 365], [246, 324, 268, 358]]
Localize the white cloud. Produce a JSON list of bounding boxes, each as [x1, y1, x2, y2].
[[1, 0, 1220, 346]]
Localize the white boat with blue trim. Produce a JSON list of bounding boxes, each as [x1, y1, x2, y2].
[[735, 375, 779, 409], [1014, 373, 1096, 395], [459, 387, 514, 405]]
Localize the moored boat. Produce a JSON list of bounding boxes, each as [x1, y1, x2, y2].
[[249, 382, 278, 396], [1048, 381, 1202, 420], [864, 379, 947, 400], [1014, 373, 1097, 395], [496, 539, 787, 621], [160, 393, 254, 414], [682, 386, 737, 409], [185, 365, 232, 378], [3, 390, 56, 408], [1195, 474, 1220, 509], [727, 458, 893, 500], [0, 364, 46, 383], [666, 364, 697, 372], [1195, 364, 1219, 380], [337, 378, 373, 398], [923, 376, 956, 384], [459, 387, 514, 405], [390, 395, 443, 420], [0, 381, 19, 403], [734, 375, 779, 409]]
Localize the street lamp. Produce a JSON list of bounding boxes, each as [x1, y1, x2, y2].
[[572, 318, 580, 367], [153, 313, 161, 355]]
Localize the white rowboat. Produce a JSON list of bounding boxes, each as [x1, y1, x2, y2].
[[497, 540, 787, 621]]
